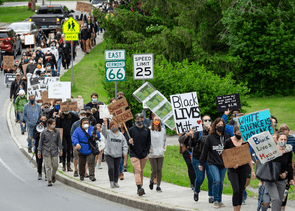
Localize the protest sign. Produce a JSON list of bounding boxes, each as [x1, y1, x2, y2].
[[56, 128, 63, 142], [40, 90, 54, 105], [27, 76, 60, 100], [60, 101, 77, 111], [216, 93, 241, 113], [222, 143, 252, 168], [78, 21, 84, 26], [73, 98, 84, 110], [237, 109, 275, 142], [133, 82, 156, 103], [162, 114, 176, 130], [170, 92, 202, 134], [248, 131, 282, 164], [99, 105, 113, 119], [48, 82, 71, 99], [24, 35, 35, 45], [3, 56, 14, 69], [76, 1, 92, 13], [112, 110, 133, 126], [107, 98, 133, 126], [56, 28, 62, 33], [4, 73, 16, 85]]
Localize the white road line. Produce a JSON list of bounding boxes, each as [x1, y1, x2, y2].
[[0, 158, 26, 183]]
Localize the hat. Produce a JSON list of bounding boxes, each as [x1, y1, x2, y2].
[[97, 101, 104, 105], [19, 90, 25, 95], [135, 113, 144, 120], [79, 110, 86, 115], [46, 63, 51, 66], [85, 106, 91, 111], [83, 23, 87, 26]]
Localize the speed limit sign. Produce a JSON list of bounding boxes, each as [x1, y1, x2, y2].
[[133, 54, 154, 80], [105, 61, 126, 82]]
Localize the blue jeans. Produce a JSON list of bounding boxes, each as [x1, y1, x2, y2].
[[192, 158, 213, 196], [208, 165, 227, 202], [18, 112, 26, 132], [57, 57, 62, 74], [51, 68, 57, 77], [27, 125, 34, 149]]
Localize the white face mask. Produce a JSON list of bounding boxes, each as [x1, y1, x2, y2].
[[30, 60, 33, 63], [47, 67, 51, 70], [83, 124, 89, 129], [203, 121, 211, 127], [56, 45, 59, 48]]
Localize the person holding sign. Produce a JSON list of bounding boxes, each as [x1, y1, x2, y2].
[[224, 125, 256, 211], [199, 117, 230, 209]]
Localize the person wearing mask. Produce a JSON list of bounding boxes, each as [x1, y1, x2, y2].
[[72, 118, 100, 181], [25, 59, 37, 75], [86, 93, 99, 108], [179, 129, 197, 190], [60, 40, 71, 69], [14, 90, 28, 135], [148, 116, 166, 192], [264, 132, 294, 211], [70, 110, 87, 177], [191, 115, 214, 203], [55, 31, 62, 41], [118, 124, 128, 179], [48, 99, 61, 119], [21, 75, 27, 91], [38, 118, 62, 186], [42, 103, 51, 119], [47, 34, 57, 46], [36, 29, 48, 46], [40, 40, 47, 48], [224, 125, 256, 211], [86, 15, 95, 49], [23, 94, 42, 153], [56, 42, 63, 76], [33, 63, 45, 77], [102, 118, 128, 188], [33, 114, 48, 180], [128, 113, 151, 196], [199, 117, 230, 209], [93, 101, 104, 125], [44, 49, 57, 70], [35, 49, 45, 63], [10, 73, 22, 105], [80, 23, 91, 54], [85, 106, 97, 126], [56, 108, 79, 171]]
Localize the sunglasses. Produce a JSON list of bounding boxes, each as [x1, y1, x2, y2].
[[203, 119, 211, 122]]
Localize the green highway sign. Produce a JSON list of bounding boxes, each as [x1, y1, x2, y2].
[[105, 60, 126, 82], [105, 50, 125, 61]]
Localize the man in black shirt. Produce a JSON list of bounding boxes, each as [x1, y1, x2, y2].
[[80, 23, 91, 54]]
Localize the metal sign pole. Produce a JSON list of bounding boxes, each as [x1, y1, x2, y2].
[[71, 40, 74, 87], [143, 79, 145, 84], [115, 81, 117, 100]]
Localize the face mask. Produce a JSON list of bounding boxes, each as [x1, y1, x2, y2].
[[274, 123, 277, 129], [51, 36, 54, 39], [88, 20, 91, 24], [83, 124, 89, 129], [47, 67, 51, 70], [24, 59, 28, 62], [56, 45, 59, 48], [51, 125, 55, 129], [216, 126, 224, 132], [23, 79, 27, 82], [41, 44, 44, 46], [55, 104, 60, 110], [30, 60, 33, 64], [16, 70, 20, 73], [153, 120, 160, 126], [235, 134, 242, 140], [37, 65, 41, 69], [86, 113, 91, 117], [37, 52, 41, 55], [111, 127, 118, 133], [204, 121, 211, 127], [41, 121, 47, 125], [30, 99, 35, 104], [80, 116, 85, 120], [21, 95, 24, 98], [43, 107, 50, 113], [92, 98, 97, 103], [64, 111, 69, 115], [20, 88, 23, 90], [16, 77, 19, 80], [136, 121, 144, 127], [51, 46, 55, 50], [23, 54, 26, 56], [277, 141, 286, 148], [233, 118, 237, 122]]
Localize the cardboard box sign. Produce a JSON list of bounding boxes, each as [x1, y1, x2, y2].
[[108, 97, 129, 115], [112, 110, 133, 126], [72, 98, 84, 110], [78, 21, 84, 26], [3, 56, 14, 69], [76, 1, 92, 13], [41, 91, 55, 105], [222, 143, 252, 168], [60, 101, 77, 111], [216, 93, 241, 113]]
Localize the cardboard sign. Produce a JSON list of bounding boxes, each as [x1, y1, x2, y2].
[[56, 28, 62, 33], [48, 82, 71, 99], [112, 110, 133, 126], [3, 56, 14, 69], [76, 1, 92, 13], [99, 105, 113, 119], [108, 97, 129, 115], [170, 92, 202, 134], [24, 35, 35, 45], [238, 109, 275, 142], [72, 98, 84, 109], [41, 90, 54, 105], [56, 128, 63, 142], [78, 21, 84, 26], [60, 101, 77, 111], [248, 131, 282, 164], [4, 73, 16, 85], [216, 93, 241, 113], [222, 143, 252, 168], [27, 76, 60, 100]]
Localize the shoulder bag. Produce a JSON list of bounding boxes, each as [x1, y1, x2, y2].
[[256, 160, 281, 182]]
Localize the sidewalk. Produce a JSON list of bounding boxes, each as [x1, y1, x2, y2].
[[7, 104, 275, 211]]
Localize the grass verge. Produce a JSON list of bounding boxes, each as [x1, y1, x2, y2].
[[60, 41, 109, 104], [0, 6, 37, 23]]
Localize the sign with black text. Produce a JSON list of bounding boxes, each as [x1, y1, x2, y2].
[[133, 54, 154, 80], [27, 76, 60, 100], [216, 93, 241, 113], [4, 73, 16, 85], [170, 92, 202, 134]]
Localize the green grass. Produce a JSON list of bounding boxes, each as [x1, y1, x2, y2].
[[60, 41, 109, 104], [0, 6, 37, 23]]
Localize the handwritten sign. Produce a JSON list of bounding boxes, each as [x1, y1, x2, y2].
[[48, 82, 71, 99], [27, 76, 60, 100], [216, 93, 241, 113], [41, 90, 54, 105], [170, 92, 202, 134], [238, 109, 274, 142], [108, 97, 129, 115], [24, 35, 35, 45], [112, 110, 133, 126], [76, 1, 92, 13], [60, 101, 77, 111], [78, 21, 84, 26], [248, 131, 282, 164], [3, 56, 14, 69], [222, 143, 252, 168], [72, 98, 84, 109], [99, 105, 113, 119]]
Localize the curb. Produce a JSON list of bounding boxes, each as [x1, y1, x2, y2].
[[6, 102, 188, 211]]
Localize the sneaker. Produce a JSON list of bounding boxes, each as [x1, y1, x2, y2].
[[214, 201, 220, 209], [219, 202, 225, 207], [80, 177, 84, 181], [21, 131, 24, 135], [114, 182, 120, 188], [156, 187, 162, 192], [242, 199, 245, 204], [209, 197, 214, 204], [194, 192, 199, 202], [47, 181, 52, 186], [85, 173, 89, 178], [89, 176, 96, 181], [73, 171, 78, 177], [123, 165, 127, 172], [28, 148, 32, 153], [137, 188, 145, 196], [119, 173, 124, 180], [52, 176, 56, 183], [97, 165, 102, 169], [110, 181, 115, 188], [149, 180, 154, 190], [38, 173, 42, 180], [242, 190, 247, 204]]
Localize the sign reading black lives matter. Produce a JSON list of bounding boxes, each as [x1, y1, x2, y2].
[[170, 92, 203, 134], [216, 93, 241, 113]]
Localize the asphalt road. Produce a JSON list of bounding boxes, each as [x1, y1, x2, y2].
[[0, 61, 141, 211]]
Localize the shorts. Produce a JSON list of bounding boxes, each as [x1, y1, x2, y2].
[[73, 144, 79, 160]]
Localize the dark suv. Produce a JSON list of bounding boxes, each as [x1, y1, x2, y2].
[[0, 28, 22, 58]]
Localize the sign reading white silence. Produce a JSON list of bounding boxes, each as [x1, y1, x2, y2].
[[248, 131, 282, 164], [48, 82, 71, 99], [170, 92, 203, 134]]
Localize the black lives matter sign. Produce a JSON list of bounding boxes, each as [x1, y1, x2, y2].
[[216, 93, 241, 113]]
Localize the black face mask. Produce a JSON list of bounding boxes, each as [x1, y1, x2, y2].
[[86, 113, 91, 117], [136, 121, 144, 127], [41, 121, 47, 126], [235, 134, 242, 140], [216, 126, 224, 132]]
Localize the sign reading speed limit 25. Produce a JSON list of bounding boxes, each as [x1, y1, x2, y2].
[[133, 54, 154, 80], [105, 61, 126, 82]]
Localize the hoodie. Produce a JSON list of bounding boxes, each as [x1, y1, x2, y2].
[[129, 125, 151, 159]]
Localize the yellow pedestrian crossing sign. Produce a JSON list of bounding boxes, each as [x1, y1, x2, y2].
[[63, 17, 80, 34]]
